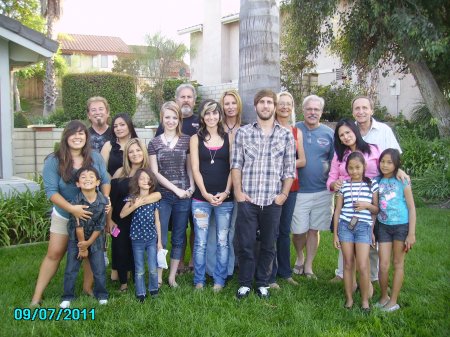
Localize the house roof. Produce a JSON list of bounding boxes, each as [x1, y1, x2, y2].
[[59, 34, 130, 55], [0, 13, 59, 54]]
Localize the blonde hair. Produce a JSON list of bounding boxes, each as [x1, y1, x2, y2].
[[220, 89, 242, 127], [119, 138, 149, 178], [86, 96, 110, 113], [277, 91, 296, 125], [160, 101, 182, 136]]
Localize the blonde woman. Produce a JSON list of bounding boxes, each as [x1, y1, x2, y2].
[[269, 92, 306, 289]]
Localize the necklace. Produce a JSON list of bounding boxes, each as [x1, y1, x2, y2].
[[225, 121, 237, 134], [164, 134, 176, 147], [208, 148, 217, 164]]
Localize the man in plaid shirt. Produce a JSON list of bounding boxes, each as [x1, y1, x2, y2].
[[231, 89, 296, 299]]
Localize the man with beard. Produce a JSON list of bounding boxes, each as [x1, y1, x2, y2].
[[291, 95, 334, 280], [232, 89, 295, 299], [86, 96, 113, 152], [155, 83, 199, 137]]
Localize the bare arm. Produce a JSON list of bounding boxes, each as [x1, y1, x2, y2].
[[296, 128, 306, 168], [100, 141, 112, 173], [333, 194, 343, 249], [50, 193, 92, 220], [155, 208, 162, 250], [404, 184, 416, 252]]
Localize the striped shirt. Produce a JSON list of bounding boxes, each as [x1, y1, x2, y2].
[[339, 179, 379, 225], [231, 120, 296, 206]]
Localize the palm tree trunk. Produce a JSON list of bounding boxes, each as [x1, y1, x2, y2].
[[13, 72, 22, 112], [239, 0, 280, 124], [408, 60, 450, 137]]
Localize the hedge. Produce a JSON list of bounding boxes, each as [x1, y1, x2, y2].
[[62, 72, 137, 120]]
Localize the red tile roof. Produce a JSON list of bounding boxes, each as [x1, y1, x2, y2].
[[59, 34, 130, 55]]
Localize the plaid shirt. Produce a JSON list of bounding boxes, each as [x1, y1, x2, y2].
[[231, 121, 296, 206]]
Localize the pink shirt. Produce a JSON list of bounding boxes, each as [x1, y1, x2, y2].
[[327, 144, 380, 191]]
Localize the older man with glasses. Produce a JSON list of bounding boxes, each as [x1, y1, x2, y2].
[[291, 95, 334, 279]]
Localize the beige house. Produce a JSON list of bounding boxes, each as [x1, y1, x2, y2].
[[58, 33, 131, 72], [179, 0, 423, 118]]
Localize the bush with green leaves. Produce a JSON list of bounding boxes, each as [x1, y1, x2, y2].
[[46, 107, 70, 128], [308, 83, 394, 122], [0, 178, 51, 246], [62, 72, 137, 120], [146, 78, 202, 120], [14, 112, 29, 128]]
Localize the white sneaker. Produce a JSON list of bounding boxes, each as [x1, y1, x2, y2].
[[99, 299, 108, 305], [236, 286, 251, 299], [60, 300, 70, 308], [256, 286, 270, 298]]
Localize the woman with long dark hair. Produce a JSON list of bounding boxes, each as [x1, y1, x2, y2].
[[31, 120, 110, 305]]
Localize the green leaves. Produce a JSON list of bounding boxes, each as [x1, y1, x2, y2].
[[0, 181, 51, 247]]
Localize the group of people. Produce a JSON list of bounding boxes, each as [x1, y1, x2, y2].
[[30, 84, 416, 313]]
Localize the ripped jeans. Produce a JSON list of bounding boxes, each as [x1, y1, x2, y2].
[[192, 200, 234, 287]]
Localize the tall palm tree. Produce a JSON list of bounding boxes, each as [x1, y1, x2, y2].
[[239, 0, 280, 124], [40, 0, 62, 116]]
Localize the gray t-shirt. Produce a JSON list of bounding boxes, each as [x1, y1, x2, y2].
[[296, 122, 334, 193]]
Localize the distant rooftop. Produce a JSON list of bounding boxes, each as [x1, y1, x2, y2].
[[59, 34, 130, 55]]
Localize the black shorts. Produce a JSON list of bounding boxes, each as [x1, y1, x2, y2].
[[377, 222, 409, 243]]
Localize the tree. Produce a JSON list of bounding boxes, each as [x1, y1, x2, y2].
[[239, 0, 281, 123], [113, 33, 189, 118], [40, 0, 62, 116], [289, 0, 450, 137], [1, 0, 45, 112]]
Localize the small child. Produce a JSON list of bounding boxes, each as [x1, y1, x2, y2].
[[60, 167, 109, 308], [120, 168, 162, 302], [375, 148, 416, 312], [333, 152, 379, 312]]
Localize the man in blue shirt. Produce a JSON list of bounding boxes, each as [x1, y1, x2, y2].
[[291, 95, 334, 279]]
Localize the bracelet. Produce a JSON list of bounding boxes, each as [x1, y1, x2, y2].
[[224, 190, 231, 196], [280, 192, 288, 198]]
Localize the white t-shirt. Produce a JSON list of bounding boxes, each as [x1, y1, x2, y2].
[[360, 118, 402, 153]]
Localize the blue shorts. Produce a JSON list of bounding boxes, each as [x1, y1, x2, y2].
[[377, 222, 409, 243], [338, 218, 372, 244]]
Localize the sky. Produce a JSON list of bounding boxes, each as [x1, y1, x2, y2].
[[56, 0, 240, 46]]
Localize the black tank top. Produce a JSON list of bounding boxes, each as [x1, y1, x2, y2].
[[192, 133, 233, 202]]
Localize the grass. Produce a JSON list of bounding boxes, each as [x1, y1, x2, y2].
[[1, 208, 449, 337]]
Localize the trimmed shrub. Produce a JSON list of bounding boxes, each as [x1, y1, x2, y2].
[[47, 108, 70, 128], [62, 72, 137, 120]]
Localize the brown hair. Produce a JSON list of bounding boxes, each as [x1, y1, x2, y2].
[[128, 167, 158, 198], [118, 138, 149, 178], [254, 89, 277, 107]]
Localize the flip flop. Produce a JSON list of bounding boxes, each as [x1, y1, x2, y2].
[[304, 272, 318, 280], [293, 264, 304, 275]]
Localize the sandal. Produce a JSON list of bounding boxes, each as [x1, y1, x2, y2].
[[119, 285, 128, 292], [304, 272, 318, 280], [293, 264, 304, 275]]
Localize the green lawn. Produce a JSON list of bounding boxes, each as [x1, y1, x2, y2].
[[1, 208, 449, 337]]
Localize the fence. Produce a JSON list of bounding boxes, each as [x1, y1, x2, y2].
[[13, 126, 157, 179], [19, 78, 44, 99]]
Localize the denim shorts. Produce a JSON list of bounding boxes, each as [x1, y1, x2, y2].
[[338, 218, 372, 244], [377, 222, 409, 243]]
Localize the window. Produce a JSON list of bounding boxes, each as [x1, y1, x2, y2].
[[62, 54, 71, 66], [101, 55, 108, 68]]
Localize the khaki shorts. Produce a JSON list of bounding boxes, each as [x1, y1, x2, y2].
[[49, 211, 69, 235], [291, 190, 333, 234]]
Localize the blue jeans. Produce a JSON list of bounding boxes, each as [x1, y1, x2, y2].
[[159, 193, 191, 260], [270, 191, 297, 282], [206, 201, 238, 277], [236, 201, 282, 288], [338, 218, 372, 244], [63, 240, 108, 301], [192, 200, 234, 286], [132, 238, 158, 296]]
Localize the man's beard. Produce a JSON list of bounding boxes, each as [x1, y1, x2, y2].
[[181, 106, 192, 117], [256, 110, 274, 121]]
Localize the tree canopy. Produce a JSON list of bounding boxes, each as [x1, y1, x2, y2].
[[287, 0, 450, 136]]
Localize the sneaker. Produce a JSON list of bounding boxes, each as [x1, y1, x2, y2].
[[137, 295, 145, 303], [60, 300, 70, 309], [330, 275, 343, 283], [236, 286, 251, 299], [269, 282, 280, 289], [374, 297, 390, 308], [99, 299, 108, 305], [149, 291, 158, 299], [195, 283, 204, 290], [256, 286, 270, 299]]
